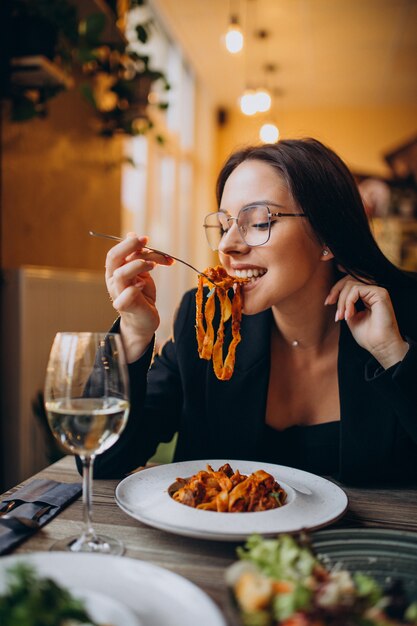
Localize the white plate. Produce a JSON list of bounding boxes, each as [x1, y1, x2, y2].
[[0, 552, 226, 626], [69, 587, 140, 626], [115, 459, 348, 541]]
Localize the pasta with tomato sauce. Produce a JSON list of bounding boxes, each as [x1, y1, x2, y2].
[[170, 463, 287, 513], [195, 266, 248, 381]]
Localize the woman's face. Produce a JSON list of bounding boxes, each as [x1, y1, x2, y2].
[[218, 159, 330, 315]]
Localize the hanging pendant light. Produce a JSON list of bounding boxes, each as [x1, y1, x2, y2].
[[259, 122, 279, 143], [255, 88, 271, 113], [239, 88, 271, 115], [240, 89, 258, 115], [225, 15, 244, 54]]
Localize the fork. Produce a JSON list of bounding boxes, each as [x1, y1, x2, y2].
[[1, 504, 54, 529], [0, 500, 17, 516], [89, 231, 217, 286]]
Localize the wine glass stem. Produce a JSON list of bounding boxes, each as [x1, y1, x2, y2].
[[82, 455, 97, 540]]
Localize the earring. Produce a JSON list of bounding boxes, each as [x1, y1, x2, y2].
[[322, 249, 329, 256]]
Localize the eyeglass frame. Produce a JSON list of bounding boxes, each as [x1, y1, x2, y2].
[[203, 201, 307, 249]]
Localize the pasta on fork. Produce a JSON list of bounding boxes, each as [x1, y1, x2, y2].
[[195, 266, 248, 381]]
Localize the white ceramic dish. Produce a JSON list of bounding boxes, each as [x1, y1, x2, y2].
[[69, 587, 140, 626], [0, 552, 226, 626], [115, 459, 348, 541]]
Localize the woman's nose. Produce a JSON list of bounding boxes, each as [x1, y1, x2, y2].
[[218, 220, 249, 254]]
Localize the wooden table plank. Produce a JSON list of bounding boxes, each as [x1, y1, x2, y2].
[[1, 456, 416, 625]]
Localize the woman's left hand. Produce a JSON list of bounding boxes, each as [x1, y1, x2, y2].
[[325, 276, 409, 369]]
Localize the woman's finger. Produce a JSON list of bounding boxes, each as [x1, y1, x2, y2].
[[343, 285, 369, 320], [112, 285, 146, 311], [325, 273, 374, 306], [333, 281, 357, 321], [333, 281, 369, 321], [111, 259, 155, 292], [127, 248, 175, 266], [337, 284, 388, 321], [324, 276, 351, 305], [105, 235, 148, 280]]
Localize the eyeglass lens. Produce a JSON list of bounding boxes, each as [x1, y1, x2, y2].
[[204, 204, 272, 250]]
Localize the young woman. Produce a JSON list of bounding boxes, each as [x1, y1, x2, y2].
[[97, 138, 417, 485]]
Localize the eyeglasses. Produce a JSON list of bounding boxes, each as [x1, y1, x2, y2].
[[203, 203, 306, 250]]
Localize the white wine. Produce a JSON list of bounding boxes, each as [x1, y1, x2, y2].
[[45, 397, 129, 456]]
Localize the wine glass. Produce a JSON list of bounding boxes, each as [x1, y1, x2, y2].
[[44, 332, 130, 555]]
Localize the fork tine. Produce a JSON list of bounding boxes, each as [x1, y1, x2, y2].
[[1, 504, 54, 529], [0, 500, 16, 516], [32, 504, 53, 521]]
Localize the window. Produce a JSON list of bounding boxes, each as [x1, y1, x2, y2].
[[121, 5, 215, 344]]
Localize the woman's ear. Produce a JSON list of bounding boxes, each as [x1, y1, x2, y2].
[[321, 247, 334, 261]]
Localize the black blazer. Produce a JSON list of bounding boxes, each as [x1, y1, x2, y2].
[[94, 285, 417, 486]]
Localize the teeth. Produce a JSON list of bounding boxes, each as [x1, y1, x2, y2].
[[234, 268, 266, 279]]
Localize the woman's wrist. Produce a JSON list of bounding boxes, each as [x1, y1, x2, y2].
[[372, 338, 409, 370], [120, 318, 155, 363]]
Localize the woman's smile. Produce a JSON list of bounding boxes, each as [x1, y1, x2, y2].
[[232, 266, 267, 281]]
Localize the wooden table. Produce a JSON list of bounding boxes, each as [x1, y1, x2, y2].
[[2, 457, 417, 624]]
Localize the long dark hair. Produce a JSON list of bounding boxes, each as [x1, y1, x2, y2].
[[216, 138, 413, 288]]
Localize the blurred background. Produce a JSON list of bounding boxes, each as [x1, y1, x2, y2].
[[1, 0, 417, 489]]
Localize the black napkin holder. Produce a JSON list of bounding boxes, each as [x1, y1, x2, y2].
[[0, 479, 81, 554]]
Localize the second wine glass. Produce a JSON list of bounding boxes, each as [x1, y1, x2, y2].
[[44, 332, 130, 555]]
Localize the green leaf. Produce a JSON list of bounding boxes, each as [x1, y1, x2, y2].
[[272, 583, 312, 621], [122, 156, 139, 168], [0, 563, 98, 626], [79, 83, 97, 108], [75, 45, 99, 64], [147, 70, 164, 82], [79, 13, 106, 44], [405, 601, 417, 622], [10, 96, 38, 122], [353, 573, 382, 605], [240, 610, 271, 626], [237, 534, 316, 581], [269, 492, 284, 505]]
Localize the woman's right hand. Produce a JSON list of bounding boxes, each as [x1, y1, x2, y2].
[[105, 234, 173, 362]]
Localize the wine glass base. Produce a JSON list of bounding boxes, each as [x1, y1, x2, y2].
[[49, 534, 124, 556]]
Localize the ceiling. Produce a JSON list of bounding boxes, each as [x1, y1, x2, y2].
[[152, 0, 417, 111]]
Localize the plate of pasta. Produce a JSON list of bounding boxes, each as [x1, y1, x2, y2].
[[115, 459, 348, 541]]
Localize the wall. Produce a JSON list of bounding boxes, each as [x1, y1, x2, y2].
[[1, 88, 123, 271], [217, 104, 417, 178], [0, 266, 116, 490]]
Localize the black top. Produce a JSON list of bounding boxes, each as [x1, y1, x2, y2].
[[261, 421, 340, 476], [92, 284, 417, 486]]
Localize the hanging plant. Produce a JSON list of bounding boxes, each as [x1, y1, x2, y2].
[[77, 5, 170, 139], [3, 0, 170, 138]]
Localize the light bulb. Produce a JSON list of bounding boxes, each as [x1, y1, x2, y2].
[[255, 89, 271, 113], [259, 123, 279, 143], [240, 90, 257, 115], [225, 19, 244, 54]]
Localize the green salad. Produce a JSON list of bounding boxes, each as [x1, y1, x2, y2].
[[226, 534, 417, 626], [0, 563, 103, 626]]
